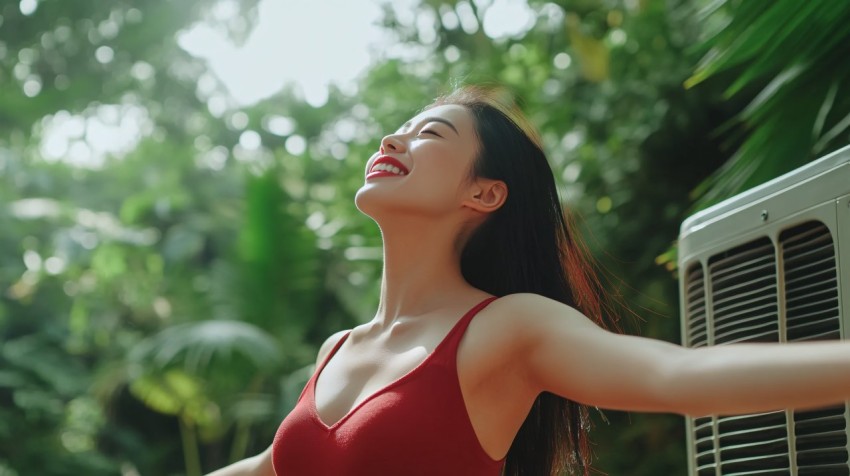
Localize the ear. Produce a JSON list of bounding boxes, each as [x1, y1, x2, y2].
[[462, 178, 508, 214]]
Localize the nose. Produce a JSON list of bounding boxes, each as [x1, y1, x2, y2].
[[380, 133, 405, 154]]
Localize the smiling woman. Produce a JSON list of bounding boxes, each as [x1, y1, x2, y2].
[[356, 103, 488, 224], [207, 85, 850, 476]]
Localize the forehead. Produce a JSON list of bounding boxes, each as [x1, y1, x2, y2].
[[402, 104, 474, 134]]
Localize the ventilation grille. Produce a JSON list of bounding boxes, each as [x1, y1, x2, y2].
[[716, 411, 789, 474], [781, 222, 848, 475], [782, 222, 841, 342], [683, 220, 849, 475], [708, 237, 779, 345]]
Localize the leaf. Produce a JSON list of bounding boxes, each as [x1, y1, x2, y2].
[[739, 63, 806, 117], [130, 369, 202, 416], [686, 0, 850, 210], [130, 320, 282, 374], [1, 335, 89, 397]]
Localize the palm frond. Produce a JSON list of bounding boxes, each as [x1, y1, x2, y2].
[[684, 0, 850, 210], [130, 320, 282, 374]]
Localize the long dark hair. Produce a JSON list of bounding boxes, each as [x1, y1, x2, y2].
[[431, 86, 621, 476]]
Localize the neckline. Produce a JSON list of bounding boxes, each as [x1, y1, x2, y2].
[[311, 296, 498, 430]]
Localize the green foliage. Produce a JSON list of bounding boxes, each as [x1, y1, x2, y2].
[[686, 0, 850, 209], [4, 0, 836, 474]]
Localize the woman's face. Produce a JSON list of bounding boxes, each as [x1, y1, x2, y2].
[[355, 104, 480, 220]]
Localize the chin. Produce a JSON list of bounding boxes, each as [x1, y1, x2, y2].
[[354, 186, 384, 219], [355, 184, 450, 221], [355, 188, 404, 223]]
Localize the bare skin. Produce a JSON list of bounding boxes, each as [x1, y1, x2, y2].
[[207, 104, 850, 475]]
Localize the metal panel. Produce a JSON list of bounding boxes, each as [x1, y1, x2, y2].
[[680, 146, 850, 252], [679, 146, 850, 265], [679, 159, 850, 475]]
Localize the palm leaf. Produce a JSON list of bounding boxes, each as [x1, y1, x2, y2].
[[130, 320, 282, 374], [685, 0, 850, 211]]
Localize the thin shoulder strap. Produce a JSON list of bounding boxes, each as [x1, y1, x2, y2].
[[440, 296, 499, 350]]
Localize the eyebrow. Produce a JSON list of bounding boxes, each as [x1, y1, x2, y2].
[[402, 117, 459, 135]]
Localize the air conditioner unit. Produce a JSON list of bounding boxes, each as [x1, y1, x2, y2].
[[678, 144, 850, 475]]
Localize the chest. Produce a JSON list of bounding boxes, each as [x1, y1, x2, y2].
[[274, 345, 505, 475], [313, 337, 440, 428], [298, 299, 539, 462]]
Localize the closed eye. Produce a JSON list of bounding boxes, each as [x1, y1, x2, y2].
[[420, 129, 442, 137]]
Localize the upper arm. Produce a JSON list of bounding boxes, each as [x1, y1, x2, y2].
[[507, 293, 689, 414]]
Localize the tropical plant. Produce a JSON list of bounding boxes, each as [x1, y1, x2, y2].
[[685, 0, 850, 209]]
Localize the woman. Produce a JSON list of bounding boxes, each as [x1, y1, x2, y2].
[[209, 86, 850, 476]]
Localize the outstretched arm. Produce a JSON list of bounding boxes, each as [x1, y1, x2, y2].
[[509, 293, 850, 416]]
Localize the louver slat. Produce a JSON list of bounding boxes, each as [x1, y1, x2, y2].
[[781, 222, 849, 475], [686, 264, 709, 348]]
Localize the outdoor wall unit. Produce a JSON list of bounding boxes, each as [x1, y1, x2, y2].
[[678, 145, 850, 475]]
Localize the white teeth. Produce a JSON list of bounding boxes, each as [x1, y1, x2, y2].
[[371, 162, 407, 176]]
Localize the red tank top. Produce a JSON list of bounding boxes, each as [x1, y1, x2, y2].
[[271, 297, 505, 475]]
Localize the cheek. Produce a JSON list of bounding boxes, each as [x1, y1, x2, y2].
[[411, 161, 467, 193]]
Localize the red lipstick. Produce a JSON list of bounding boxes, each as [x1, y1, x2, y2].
[[366, 155, 410, 179]]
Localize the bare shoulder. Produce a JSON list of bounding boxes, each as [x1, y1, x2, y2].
[[461, 293, 580, 356], [494, 292, 575, 311], [489, 293, 590, 331], [316, 329, 349, 367], [458, 293, 592, 397], [477, 293, 609, 357]]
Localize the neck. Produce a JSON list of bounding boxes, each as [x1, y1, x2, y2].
[[373, 216, 480, 324]]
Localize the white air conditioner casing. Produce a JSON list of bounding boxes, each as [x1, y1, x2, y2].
[[678, 145, 850, 475]]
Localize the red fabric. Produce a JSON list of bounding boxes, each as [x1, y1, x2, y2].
[[272, 297, 505, 475]]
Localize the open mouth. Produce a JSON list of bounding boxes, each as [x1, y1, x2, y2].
[[367, 156, 410, 178], [369, 162, 407, 176]]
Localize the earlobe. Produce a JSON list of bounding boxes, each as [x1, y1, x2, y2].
[[465, 180, 508, 213]]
